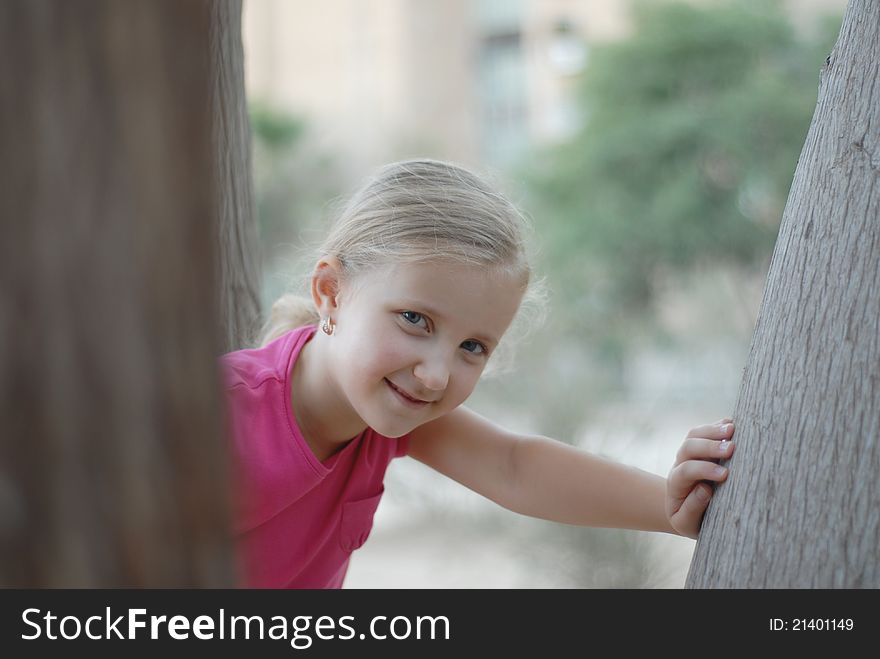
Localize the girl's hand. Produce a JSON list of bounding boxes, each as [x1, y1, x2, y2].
[[666, 418, 736, 539]]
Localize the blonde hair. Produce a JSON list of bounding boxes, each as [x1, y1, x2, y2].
[[257, 158, 546, 375]]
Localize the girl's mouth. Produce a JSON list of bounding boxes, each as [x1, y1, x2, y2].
[[384, 378, 429, 408]]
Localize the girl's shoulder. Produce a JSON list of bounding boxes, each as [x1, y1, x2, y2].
[[219, 325, 316, 391]]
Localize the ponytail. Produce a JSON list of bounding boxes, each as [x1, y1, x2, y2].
[[256, 294, 319, 347]]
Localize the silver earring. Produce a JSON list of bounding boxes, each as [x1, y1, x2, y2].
[[320, 317, 335, 336]]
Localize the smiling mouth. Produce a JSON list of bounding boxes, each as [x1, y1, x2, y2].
[[384, 378, 430, 406]]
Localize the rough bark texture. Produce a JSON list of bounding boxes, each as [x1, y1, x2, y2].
[[687, 0, 880, 588], [0, 0, 235, 586], [210, 0, 262, 352]]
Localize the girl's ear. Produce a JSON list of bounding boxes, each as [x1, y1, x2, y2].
[[310, 256, 343, 317]]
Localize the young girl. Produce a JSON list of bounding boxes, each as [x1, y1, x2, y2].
[[220, 158, 736, 588]]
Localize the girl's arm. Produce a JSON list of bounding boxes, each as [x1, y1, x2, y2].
[[408, 406, 735, 539], [504, 435, 676, 533]]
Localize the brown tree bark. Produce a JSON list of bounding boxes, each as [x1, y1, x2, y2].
[[686, 0, 880, 588], [0, 0, 235, 586], [210, 0, 262, 352]]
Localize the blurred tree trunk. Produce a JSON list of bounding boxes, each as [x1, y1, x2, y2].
[[0, 0, 238, 586], [210, 0, 262, 352], [687, 0, 880, 588]]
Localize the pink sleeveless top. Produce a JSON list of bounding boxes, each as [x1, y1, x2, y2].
[[219, 324, 409, 588]]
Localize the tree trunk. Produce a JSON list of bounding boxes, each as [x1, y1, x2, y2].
[[686, 0, 880, 588], [0, 0, 235, 586], [210, 0, 262, 352]]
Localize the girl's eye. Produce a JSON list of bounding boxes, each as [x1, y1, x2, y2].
[[461, 340, 488, 356], [400, 311, 428, 329]]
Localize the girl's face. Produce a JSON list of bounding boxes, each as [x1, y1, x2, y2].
[[327, 260, 524, 438]]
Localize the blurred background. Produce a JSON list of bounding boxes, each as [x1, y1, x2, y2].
[[241, 0, 845, 587]]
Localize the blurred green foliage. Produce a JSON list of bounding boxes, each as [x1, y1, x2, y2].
[[250, 101, 305, 152], [522, 0, 840, 349]]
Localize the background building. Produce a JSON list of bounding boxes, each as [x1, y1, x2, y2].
[[243, 0, 629, 178]]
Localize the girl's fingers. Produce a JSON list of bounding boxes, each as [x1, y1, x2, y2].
[[668, 460, 729, 501], [675, 436, 735, 465], [686, 421, 735, 440], [673, 484, 713, 537]]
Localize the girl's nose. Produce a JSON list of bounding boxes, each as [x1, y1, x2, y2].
[[412, 358, 449, 393]]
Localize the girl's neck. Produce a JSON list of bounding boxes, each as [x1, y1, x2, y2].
[[290, 332, 367, 462]]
